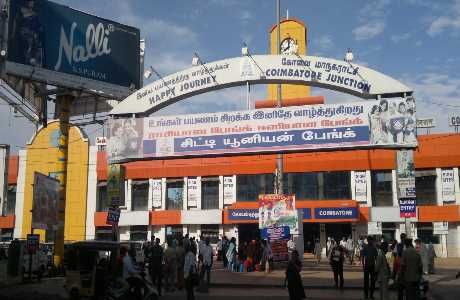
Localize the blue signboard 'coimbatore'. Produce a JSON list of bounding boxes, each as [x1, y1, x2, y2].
[[110, 55, 413, 116]]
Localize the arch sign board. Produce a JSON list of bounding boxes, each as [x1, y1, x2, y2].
[[107, 97, 417, 163], [110, 55, 412, 116]]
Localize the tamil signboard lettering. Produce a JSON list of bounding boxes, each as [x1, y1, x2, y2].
[[397, 150, 416, 198], [354, 171, 367, 203], [449, 115, 460, 127], [110, 54, 412, 116], [227, 209, 259, 221], [441, 169, 456, 203], [108, 98, 417, 163], [32, 172, 60, 230], [107, 164, 125, 206], [151, 179, 162, 208], [433, 222, 449, 235], [95, 137, 107, 146], [187, 178, 199, 207], [314, 207, 358, 219], [6, 0, 140, 99], [261, 226, 291, 241], [399, 198, 416, 218], [106, 207, 120, 225], [271, 240, 289, 262], [416, 118, 436, 128], [223, 176, 235, 205], [259, 194, 298, 234]]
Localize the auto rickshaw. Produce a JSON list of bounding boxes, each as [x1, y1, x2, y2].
[[64, 240, 120, 299]]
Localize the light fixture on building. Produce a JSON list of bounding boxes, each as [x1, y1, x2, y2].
[[241, 43, 249, 56], [144, 66, 154, 79], [344, 48, 354, 62], [192, 54, 200, 66]]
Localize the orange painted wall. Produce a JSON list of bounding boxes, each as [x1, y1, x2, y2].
[[0, 214, 15, 228], [150, 210, 181, 225], [97, 134, 460, 180], [418, 205, 460, 222], [7, 155, 18, 185], [94, 212, 110, 227]]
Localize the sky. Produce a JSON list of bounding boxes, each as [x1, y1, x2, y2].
[[1, 0, 460, 152]]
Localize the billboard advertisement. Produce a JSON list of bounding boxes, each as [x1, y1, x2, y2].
[[6, 0, 140, 99], [32, 172, 60, 230], [107, 98, 417, 163], [396, 150, 416, 198], [258, 194, 298, 234], [107, 164, 125, 206], [354, 171, 367, 203]]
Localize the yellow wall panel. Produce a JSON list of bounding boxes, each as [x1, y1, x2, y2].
[[268, 19, 310, 100], [21, 121, 89, 242]]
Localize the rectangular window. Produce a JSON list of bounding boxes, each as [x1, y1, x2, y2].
[[130, 225, 148, 241], [201, 225, 219, 244], [371, 171, 393, 207], [415, 169, 437, 205], [323, 172, 351, 199], [131, 180, 149, 211], [166, 180, 184, 210], [96, 182, 109, 212], [201, 178, 219, 209], [166, 225, 183, 243], [236, 174, 274, 201], [285, 172, 351, 200], [417, 222, 440, 244], [6, 185, 17, 214]]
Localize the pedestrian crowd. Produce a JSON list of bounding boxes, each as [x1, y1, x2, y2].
[[217, 236, 275, 273], [322, 234, 435, 300], [120, 234, 214, 300]]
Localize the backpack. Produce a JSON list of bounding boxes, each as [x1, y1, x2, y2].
[[330, 246, 342, 263]]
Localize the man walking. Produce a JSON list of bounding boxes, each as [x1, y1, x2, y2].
[[400, 239, 423, 300], [149, 238, 164, 296], [362, 236, 378, 299], [200, 238, 213, 291], [329, 240, 345, 289]]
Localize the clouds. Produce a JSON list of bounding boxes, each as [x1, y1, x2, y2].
[[391, 32, 412, 43], [400, 72, 460, 132], [353, 22, 386, 41], [352, 0, 389, 41]]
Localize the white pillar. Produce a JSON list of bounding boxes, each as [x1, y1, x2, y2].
[[183, 177, 188, 211], [218, 175, 224, 209], [454, 168, 460, 205], [147, 178, 154, 210], [392, 170, 398, 207], [351, 170, 356, 199], [13, 150, 27, 239], [436, 168, 443, 206], [161, 178, 166, 210], [85, 146, 98, 240], [125, 179, 132, 211], [366, 170, 373, 207]]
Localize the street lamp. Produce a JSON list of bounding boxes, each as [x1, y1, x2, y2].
[[344, 48, 354, 63]]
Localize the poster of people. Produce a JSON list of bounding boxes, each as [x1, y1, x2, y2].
[[32, 172, 60, 230], [396, 149, 416, 198], [107, 118, 143, 162], [107, 98, 417, 163], [258, 194, 298, 234], [368, 97, 416, 145]]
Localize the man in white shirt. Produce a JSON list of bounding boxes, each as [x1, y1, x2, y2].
[[121, 247, 142, 298], [200, 238, 213, 288]]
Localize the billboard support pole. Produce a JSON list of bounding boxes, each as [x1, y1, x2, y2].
[[53, 94, 73, 269], [275, 0, 283, 195]]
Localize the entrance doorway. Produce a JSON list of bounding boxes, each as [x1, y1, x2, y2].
[[238, 224, 260, 244], [325, 223, 352, 243], [303, 223, 320, 253]]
